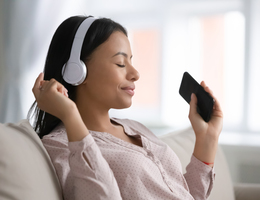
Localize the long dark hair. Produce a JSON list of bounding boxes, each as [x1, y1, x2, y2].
[[28, 15, 127, 139]]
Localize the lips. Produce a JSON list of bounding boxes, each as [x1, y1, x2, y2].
[[121, 86, 135, 96]]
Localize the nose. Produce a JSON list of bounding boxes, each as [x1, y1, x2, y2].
[[127, 64, 140, 82]]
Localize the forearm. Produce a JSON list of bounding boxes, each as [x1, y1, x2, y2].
[[193, 135, 219, 167], [61, 103, 89, 142], [189, 84, 223, 168]]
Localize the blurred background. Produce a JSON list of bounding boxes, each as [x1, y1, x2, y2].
[[0, 0, 259, 185]]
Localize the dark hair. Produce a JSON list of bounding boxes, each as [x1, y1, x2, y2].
[[28, 15, 127, 138]]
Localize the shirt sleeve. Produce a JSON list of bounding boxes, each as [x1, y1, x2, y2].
[[184, 155, 215, 200], [42, 133, 122, 200]]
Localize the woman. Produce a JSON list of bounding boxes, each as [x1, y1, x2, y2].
[[30, 15, 223, 200]]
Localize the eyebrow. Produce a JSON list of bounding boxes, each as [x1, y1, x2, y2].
[[112, 52, 133, 59]]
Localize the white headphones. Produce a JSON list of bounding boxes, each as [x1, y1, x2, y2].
[[62, 17, 97, 86]]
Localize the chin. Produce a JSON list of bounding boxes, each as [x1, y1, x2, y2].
[[113, 101, 132, 109]]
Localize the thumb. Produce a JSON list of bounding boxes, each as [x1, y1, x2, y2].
[[189, 93, 198, 121]]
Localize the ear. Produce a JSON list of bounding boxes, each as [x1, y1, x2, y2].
[[81, 78, 88, 85], [80, 78, 88, 86]]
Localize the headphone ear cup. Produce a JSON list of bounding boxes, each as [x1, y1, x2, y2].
[[62, 61, 87, 86]]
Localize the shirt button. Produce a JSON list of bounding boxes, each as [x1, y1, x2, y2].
[[147, 151, 153, 156], [166, 180, 171, 185]]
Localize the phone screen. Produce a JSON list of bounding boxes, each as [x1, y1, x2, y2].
[[179, 72, 214, 122]]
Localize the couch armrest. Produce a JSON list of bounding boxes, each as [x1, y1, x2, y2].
[[234, 183, 260, 200]]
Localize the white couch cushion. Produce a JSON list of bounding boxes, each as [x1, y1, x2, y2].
[[160, 126, 235, 200], [0, 119, 63, 200]]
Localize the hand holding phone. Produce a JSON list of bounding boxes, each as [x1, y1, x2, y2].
[[179, 72, 214, 122]]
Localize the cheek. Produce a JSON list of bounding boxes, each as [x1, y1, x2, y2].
[[88, 74, 119, 96], [86, 64, 124, 95], [95, 69, 122, 87]]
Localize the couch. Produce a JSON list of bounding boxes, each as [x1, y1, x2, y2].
[[0, 119, 259, 200]]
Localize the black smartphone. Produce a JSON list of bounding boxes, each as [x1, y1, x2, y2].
[[179, 72, 214, 122]]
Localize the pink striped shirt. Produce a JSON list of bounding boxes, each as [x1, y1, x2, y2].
[[42, 118, 215, 200]]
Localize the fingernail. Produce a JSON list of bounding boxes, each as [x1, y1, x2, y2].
[[191, 93, 194, 99], [39, 86, 44, 91]]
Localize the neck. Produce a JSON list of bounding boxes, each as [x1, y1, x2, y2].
[[74, 83, 124, 133], [75, 98, 116, 133], [80, 107, 113, 132]]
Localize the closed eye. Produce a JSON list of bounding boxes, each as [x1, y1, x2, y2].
[[117, 64, 125, 68]]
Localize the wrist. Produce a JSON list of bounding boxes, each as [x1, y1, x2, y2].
[[59, 102, 79, 123], [61, 105, 89, 142], [193, 137, 218, 164], [203, 161, 214, 167]]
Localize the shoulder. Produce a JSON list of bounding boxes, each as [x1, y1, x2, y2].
[[41, 123, 68, 147]]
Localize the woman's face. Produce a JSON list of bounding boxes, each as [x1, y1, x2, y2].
[[78, 31, 140, 110]]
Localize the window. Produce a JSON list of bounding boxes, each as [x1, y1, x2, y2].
[[111, 11, 251, 134], [191, 12, 245, 131]]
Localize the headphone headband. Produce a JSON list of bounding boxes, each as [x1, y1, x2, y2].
[[62, 17, 97, 86], [68, 17, 96, 62]]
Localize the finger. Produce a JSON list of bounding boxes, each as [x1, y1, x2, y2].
[[39, 80, 49, 91], [200, 82, 217, 108], [200, 82, 216, 110], [33, 73, 44, 89], [198, 81, 223, 120], [47, 78, 67, 96], [63, 87, 68, 97], [32, 73, 44, 98], [39, 80, 46, 88], [201, 81, 206, 88], [211, 95, 223, 117], [205, 87, 213, 97], [200, 82, 223, 117], [201, 81, 213, 95], [63, 90, 69, 97], [189, 93, 199, 121], [55, 80, 65, 94], [42, 78, 59, 92]]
